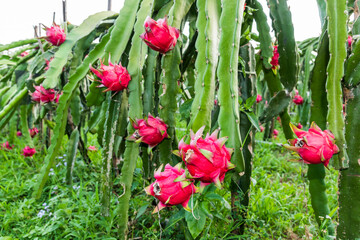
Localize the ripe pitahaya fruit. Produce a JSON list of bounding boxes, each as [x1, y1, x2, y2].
[[284, 122, 340, 167], [128, 115, 168, 149], [45, 23, 66, 46], [90, 58, 131, 92], [176, 126, 235, 189], [145, 163, 197, 213]]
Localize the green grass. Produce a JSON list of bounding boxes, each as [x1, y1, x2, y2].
[[0, 128, 338, 239]]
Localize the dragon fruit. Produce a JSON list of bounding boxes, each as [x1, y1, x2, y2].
[[45, 23, 66, 46], [140, 17, 180, 54], [2, 141, 14, 150], [293, 94, 304, 105], [284, 122, 340, 167], [176, 126, 234, 189], [22, 146, 36, 157], [271, 45, 279, 71], [145, 163, 197, 213], [128, 115, 168, 148], [29, 127, 39, 138], [31, 85, 56, 103], [90, 59, 131, 92], [256, 94, 262, 103]]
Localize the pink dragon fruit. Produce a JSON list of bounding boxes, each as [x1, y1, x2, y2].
[[88, 146, 97, 152], [271, 45, 279, 71], [90, 59, 131, 92], [45, 23, 66, 46], [17, 131, 22, 137], [145, 163, 197, 213], [20, 51, 29, 57], [2, 141, 14, 150], [22, 146, 36, 157], [284, 122, 340, 167], [31, 85, 56, 103], [256, 94, 262, 103], [128, 114, 168, 148], [176, 126, 235, 189], [140, 17, 180, 54], [29, 127, 39, 138], [293, 94, 304, 105], [55, 92, 62, 103], [348, 35, 353, 48]]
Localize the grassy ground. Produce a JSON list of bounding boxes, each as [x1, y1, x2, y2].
[[0, 129, 338, 239]]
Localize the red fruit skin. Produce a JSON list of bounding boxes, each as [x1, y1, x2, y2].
[[23, 146, 36, 157], [29, 127, 39, 138], [140, 17, 180, 54], [145, 164, 196, 212], [88, 146, 97, 151], [90, 60, 131, 92], [256, 94, 262, 103], [348, 35, 353, 48], [178, 127, 234, 188], [17, 131, 22, 137], [2, 141, 13, 150], [32, 85, 56, 103], [20, 51, 29, 57], [286, 123, 340, 167], [293, 94, 304, 105], [131, 115, 168, 147], [271, 45, 279, 70], [297, 123, 303, 129], [260, 126, 265, 132], [273, 129, 279, 136], [46, 24, 66, 46]]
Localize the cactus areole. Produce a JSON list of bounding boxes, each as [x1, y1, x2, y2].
[[145, 163, 197, 213], [176, 126, 235, 189], [140, 17, 180, 54], [285, 122, 340, 167], [90, 59, 131, 92]]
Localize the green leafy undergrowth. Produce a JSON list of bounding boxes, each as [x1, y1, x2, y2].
[[0, 126, 338, 239]]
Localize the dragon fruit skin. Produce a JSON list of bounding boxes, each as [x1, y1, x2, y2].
[[145, 163, 197, 213], [90, 59, 131, 92], [177, 126, 235, 189], [140, 17, 180, 54], [45, 23, 66, 46], [285, 122, 340, 167], [129, 115, 168, 148], [31, 85, 56, 103], [22, 146, 36, 157]]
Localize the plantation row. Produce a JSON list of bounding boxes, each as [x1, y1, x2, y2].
[[1, 0, 360, 239]]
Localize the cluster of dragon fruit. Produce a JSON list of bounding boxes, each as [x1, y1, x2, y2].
[[2, 15, 341, 214]]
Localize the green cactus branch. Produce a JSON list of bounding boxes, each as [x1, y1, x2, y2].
[[217, 0, 245, 174], [338, 84, 360, 239], [158, 0, 195, 164], [115, 0, 153, 237], [189, 0, 220, 132], [326, 0, 349, 169]]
